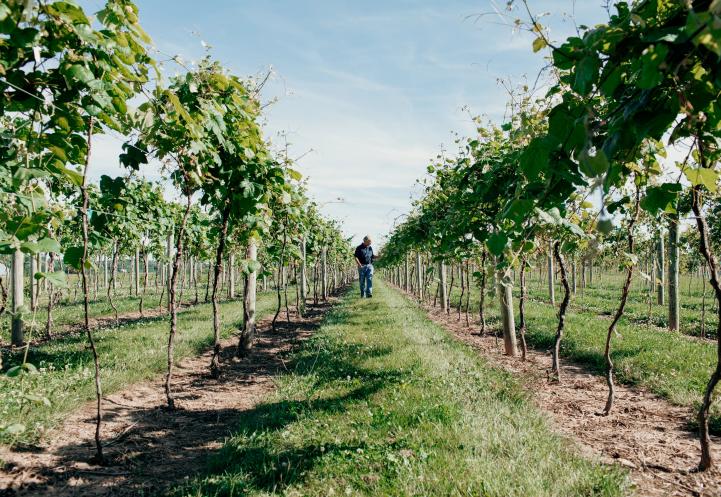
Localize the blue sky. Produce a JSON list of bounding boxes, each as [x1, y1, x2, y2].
[[89, 0, 610, 245]]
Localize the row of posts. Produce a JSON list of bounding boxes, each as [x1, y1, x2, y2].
[[7, 233, 338, 347], [391, 220, 684, 359], [397, 252, 518, 356], [544, 219, 681, 332]]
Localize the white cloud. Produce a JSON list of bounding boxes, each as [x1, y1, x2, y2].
[[92, 0, 613, 246]]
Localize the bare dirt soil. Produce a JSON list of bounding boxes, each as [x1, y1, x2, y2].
[[420, 297, 721, 497], [0, 299, 336, 497]]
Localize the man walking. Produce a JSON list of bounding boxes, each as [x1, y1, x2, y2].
[[354, 235, 374, 298]]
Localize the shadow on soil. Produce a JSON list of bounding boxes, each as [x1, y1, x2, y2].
[[2, 292, 361, 497], [499, 318, 721, 437], [172, 300, 406, 496]]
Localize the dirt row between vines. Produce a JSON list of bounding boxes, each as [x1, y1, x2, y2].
[[0, 298, 338, 497], [411, 293, 721, 497]]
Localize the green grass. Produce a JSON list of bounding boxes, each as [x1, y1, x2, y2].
[[1, 278, 212, 341], [0, 288, 296, 445], [526, 269, 718, 339], [172, 280, 628, 497], [40, 292, 165, 329], [429, 272, 720, 432], [520, 298, 720, 431]]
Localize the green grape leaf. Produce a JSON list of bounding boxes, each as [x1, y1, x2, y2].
[[640, 183, 682, 214], [578, 148, 609, 177], [37, 271, 68, 288], [63, 246, 85, 270], [62, 64, 95, 85], [486, 232, 508, 256], [521, 138, 551, 180], [573, 55, 600, 95], [684, 167, 719, 192], [6, 363, 38, 377]]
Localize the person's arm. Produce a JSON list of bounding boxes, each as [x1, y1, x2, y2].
[[354, 247, 362, 267], [355, 257, 362, 267]]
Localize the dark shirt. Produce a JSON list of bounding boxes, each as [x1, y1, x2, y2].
[[355, 244, 373, 265]]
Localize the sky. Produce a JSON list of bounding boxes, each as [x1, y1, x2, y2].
[[87, 0, 612, 246]]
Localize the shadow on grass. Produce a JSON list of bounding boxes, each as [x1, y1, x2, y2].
[[196, 382, 394, 495], [171, 301, 410, 495], [1, 288, 413, 496]]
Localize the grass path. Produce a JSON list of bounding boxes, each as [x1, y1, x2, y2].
[[175, 280, 628, 497], [0, 294, 326, 497]]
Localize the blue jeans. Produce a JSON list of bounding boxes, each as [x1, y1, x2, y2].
[[358, 264, 373, 297]]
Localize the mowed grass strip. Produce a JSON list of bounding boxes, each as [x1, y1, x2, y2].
[[436, 279, 720, 433], [174, 280, 627, 497], [0, 289, 295, 445], [520, 298, 719, 430], [45, 290, 168, 329], [3, 284, 199, 336], [525, 270, 718, 339]]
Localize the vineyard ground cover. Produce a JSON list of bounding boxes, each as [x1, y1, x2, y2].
[[521, 299, 720, 429], [0, 287, 298, 447], [431, 275, 721, 434], [173, 280, 627, 497], [409, 283, 721, 496], [527, 270, 718, 340], [2, 291, 243, 349], [0, 289, 331, 496], [1, 271, 222, 343], [48, 292, 166, 328], [2, 293, 173, 346]]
